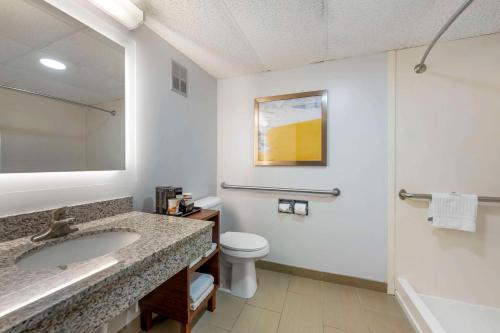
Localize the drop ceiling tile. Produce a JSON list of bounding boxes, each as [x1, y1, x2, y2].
[[0, 64, 107, 105], [223, 0, 327, 70], [326, 0, 433, 59], [0, 0, 78, 48], [326, 0, 500, 60], [133, 0, 500, 78], [133, 0, 266, 78], [409, 0, 500, 45], [41, 30, 125, 82], [2, 49, 122, 105], [0, 36, 31, 64]]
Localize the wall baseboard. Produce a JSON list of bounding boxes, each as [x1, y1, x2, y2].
[[256, 260, 387, 293]]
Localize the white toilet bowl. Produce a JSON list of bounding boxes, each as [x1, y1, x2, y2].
[[220, 232, 269, 298], [194, 197, 270, 299]]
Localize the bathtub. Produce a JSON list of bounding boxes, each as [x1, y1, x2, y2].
[[396, 278, 500, 333]]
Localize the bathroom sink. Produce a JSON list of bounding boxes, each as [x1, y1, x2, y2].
[[16, 231, 141, 269]]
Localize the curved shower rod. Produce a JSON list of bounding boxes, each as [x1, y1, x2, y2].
[[414, 0, 475, 74]]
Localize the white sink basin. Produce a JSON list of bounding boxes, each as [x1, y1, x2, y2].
[[16, 231, 141, 269]]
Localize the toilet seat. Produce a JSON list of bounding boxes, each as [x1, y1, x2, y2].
[[221, 244, 270, 259], [221, 232, 268, 252]]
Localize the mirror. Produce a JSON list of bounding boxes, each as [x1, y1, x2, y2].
[[0, 0, 125, 173]]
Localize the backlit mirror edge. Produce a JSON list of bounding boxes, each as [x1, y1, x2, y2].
[[0, 0, 137, 213]]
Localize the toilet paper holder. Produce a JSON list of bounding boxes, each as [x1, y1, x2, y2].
[[278, 199, 309, 216]]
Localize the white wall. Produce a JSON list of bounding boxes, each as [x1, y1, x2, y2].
[[85, 99, 125, 171], [0, 88, 87, 173], [132, 26, 217, 212], [394, 33, 500, 307], [217, 54, 388, 282]]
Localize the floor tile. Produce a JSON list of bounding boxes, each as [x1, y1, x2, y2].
[[364, 309, 414, 333], [193, 321, 230, 333], [322, 300, 370, 333], [323, 326, 347, 333], [277, 292, 322, 333], [322, 281, 370, 332], [288, 276, 322, 298], [200, 291, 246, 330], [137, 314, 229, 333], [231, 304, 280, 333], [356, 289, 405, 317], [247, 269, 290, 312], [321, 282, 360, 307]]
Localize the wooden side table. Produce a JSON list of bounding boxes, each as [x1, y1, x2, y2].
[[139, 209, 220, 333]]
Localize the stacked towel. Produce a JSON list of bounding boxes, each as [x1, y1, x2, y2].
[[190, 284, 214, 310], [190, 272, 214, 303], [429, 193, 478, 232]]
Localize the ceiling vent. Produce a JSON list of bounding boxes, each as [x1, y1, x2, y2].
[[171, 60, 188, 97]]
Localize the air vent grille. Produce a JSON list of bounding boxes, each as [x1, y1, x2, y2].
[[171, 60, 187, 97]]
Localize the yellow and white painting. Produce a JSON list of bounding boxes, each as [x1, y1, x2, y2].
[[257, 94, 324, 164]]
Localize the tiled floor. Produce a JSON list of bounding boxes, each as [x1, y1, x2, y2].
[[133, 269, 414, 333]]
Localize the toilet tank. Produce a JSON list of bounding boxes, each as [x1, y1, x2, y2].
[[194, 196, 223, 211], [195, 196, 227, 232]]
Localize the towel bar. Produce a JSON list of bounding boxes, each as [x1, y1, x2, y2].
[[399, 189, 500, 203], [221, 182, 340, 197]]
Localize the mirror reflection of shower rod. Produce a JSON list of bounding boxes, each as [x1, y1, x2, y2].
[[0, 84, 116, 116]]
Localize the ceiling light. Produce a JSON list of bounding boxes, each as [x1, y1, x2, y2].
[[39, 58, 66, 70], [88, 0, 143, 30]]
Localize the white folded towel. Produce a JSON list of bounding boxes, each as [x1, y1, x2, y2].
[[190, 272, 214, 302], [429, 193, 478, 232], [190, 284, 214, 310]]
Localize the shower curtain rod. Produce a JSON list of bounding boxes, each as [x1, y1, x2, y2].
[[414, 0, 475, 74], [0, 84, 116, 116]]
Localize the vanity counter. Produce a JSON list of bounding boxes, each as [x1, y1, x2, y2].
[[0, 211, 213, 333]]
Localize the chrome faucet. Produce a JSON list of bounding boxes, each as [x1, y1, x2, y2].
[[31, 207, 78, 242]]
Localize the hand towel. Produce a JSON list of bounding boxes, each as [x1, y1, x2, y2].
[[190, 272, 214, 303], [429, 193, 478, 232], [190, 284, 214, 310]]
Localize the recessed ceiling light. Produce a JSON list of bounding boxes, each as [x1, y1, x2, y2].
[[39, 58, 66, 70]]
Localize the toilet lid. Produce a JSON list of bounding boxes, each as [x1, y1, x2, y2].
[[220, 232, 268, 252]]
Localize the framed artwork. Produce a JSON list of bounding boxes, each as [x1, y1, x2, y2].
[[254, 90, 327, 166]]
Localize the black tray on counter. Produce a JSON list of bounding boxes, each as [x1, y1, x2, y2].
[[165, 207, 201, 218]]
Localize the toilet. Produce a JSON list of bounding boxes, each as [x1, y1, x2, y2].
[[194, 196, 269, 298]]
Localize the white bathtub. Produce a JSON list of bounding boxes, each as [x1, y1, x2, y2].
[[396, 278, 500, 333]]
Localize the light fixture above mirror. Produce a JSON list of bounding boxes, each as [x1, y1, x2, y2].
[[87, 0, 143, 30]]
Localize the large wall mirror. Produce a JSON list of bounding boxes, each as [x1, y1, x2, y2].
[[0, 0, 125, 173]]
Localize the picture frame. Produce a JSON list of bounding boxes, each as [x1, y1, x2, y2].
[[254, 90, 327, 166]]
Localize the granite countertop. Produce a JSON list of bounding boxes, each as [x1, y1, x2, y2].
[[0, 211, 213, 333]]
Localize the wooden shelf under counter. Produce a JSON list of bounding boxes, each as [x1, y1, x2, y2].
[[139, 209, 220, 333]]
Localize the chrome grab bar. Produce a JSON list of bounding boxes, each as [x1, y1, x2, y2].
[[399, 189, 500, 203], [220, 182, 340, 197]]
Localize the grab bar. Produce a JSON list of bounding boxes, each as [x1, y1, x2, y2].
[[399, 189, 500, 203], [220, 182, 340, 197]]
